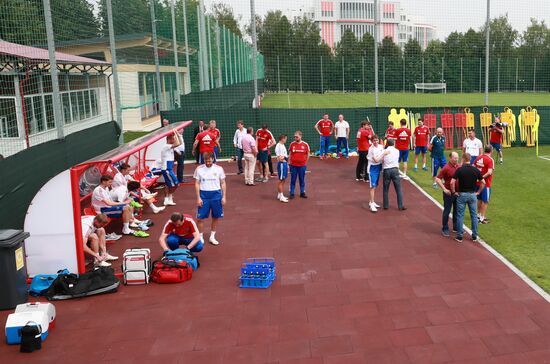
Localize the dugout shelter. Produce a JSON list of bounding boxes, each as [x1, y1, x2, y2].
[[23, 121, 191, 276]]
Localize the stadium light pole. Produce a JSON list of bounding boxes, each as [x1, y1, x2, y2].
[[374, 0, 379, 107], [484, 0, 490, 105], [170, 0, 181, 106], [250, 0, 259, 99], [105, 0, 123, 144], [42, 0, 64, 142], [215, 21, 222, 88], [150, 0, 163, 110], [182, 0, 191, 93]]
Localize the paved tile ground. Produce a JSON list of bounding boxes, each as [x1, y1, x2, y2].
[[1, 158, 549, 363]]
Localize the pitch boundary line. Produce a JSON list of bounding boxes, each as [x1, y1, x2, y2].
[[407, 178, 550, 303], [538, 155, 550, 162]]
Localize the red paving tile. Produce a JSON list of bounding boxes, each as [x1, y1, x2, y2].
[[1, 158, 549, 363]]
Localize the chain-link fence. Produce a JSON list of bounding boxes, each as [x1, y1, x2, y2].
[[2, 0, 549, 159], [0, 0, 262, 158]]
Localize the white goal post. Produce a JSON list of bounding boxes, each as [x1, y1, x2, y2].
[[415, 83, 447, 94]]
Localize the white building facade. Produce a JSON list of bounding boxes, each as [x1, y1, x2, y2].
[[307, 0, 435, 50]]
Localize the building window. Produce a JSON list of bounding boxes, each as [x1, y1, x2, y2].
[[0, 98, 18, 138]]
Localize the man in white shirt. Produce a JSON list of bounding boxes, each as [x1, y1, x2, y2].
[[275, 134, 289, 202], [374, 139, 406, 211], [366, 135, 384, 212], [241, 127, 258, 186], [163, 119, 186, 182], [463, 129, 483, 164], [233, 120, 247, 175], [334, 114, 350, 158], [92, 175, 136, 235], [160, 130, 181, 206], [81, 214, 118, 267], [194, 152, 227, 245]]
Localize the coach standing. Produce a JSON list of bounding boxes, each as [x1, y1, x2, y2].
[[288, 131, 310, 199], [435, 151, 460, 236], [233, 120, 247, 174], [451, 153, 485, 243], [355, 120, 373, 182], [374, 139, 405, 211]]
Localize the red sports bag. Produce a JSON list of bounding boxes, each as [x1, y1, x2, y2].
[[151, 259, 192, 284]]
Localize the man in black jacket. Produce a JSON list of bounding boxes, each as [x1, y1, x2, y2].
[[451, 153, 485, 243]]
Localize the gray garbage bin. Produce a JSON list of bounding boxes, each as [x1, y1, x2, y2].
[[0, 229, 30, 310]]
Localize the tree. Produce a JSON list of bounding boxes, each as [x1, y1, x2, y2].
[[336, 29, 362, 91], [481, 15, 519, 58], [290, 16, 323, 91], [0, 0, 99, 45], [98, 0, 151, 36], [211, 2, 241, 37], [403, 39, 422, 92]]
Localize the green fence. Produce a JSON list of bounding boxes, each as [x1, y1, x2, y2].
[[162, 105, 549, 158], [0, 121, 120, 230]]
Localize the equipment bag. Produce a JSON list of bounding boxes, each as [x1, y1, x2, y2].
[[44, 267, 119, 300], [29, 269, 70, 296], [122, 248, 151, 285], [151, 259, 192, 284], [163, 248, 200, 271]]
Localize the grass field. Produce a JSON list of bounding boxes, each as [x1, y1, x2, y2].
[[262, 92, 550, 108], [123, 131, 149, 143], [408, 146, 550, 293]]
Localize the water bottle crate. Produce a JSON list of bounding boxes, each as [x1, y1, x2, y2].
[[239, 257, 276, 289]]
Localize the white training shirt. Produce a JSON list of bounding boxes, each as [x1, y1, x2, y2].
[[81, 215, 96, 241], [233, 128, 248, 149], [110, 185, 128, 202], [382, 146, 400, 170], [92, 185, 113, 213], [160, 143, 175, 169], [174, 140, 185, 155], [193, 164, 226, 191], [334, 120, 350, 138], [463, 137, 483, 156], [112, 172, 127, 188], [275, 143, 288, 159], [367, 144, 384, 166]]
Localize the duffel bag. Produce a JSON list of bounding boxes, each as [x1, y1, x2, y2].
[[163, 248, 200, 271], [151, 259, 192, 284], [29, 269, 70, 296]]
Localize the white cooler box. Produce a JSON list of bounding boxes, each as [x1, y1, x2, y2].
[[15, 302, 56, 329], [123, 248, 151, 285], [5, 311, 49, 345]]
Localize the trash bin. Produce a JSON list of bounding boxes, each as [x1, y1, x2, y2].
[[0, 229, 30, 310]]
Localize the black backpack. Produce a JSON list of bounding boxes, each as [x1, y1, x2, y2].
[[44, 267, 120, 300]]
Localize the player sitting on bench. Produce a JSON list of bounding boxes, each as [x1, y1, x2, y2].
[[81, 214, 118, 267], [92, 174, 139, 236]]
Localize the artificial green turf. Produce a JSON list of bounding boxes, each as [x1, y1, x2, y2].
[[123, 131, 149, 143], [408, 146, 550, 293], [262, 92, 550, 108]]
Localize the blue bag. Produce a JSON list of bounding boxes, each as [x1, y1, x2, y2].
[[29, 269, 70, 296], [163, 249, 200, 271]]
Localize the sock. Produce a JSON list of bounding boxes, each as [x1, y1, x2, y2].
[[123, 223, 130, 232], [277, 192, 282, 198], [200, 233, 204, 241], [414, 164, 418, 168], [423, 163, 426, 168], [210, 231, 216, 239]]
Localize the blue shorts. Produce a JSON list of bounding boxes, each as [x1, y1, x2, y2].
[[432, 157, 447, 177], [278, 161, 288, 180], [197, 190, 224, 219], [214, 146, 219, 158], [399, 150, 409, 162], [368, 164, 382, 188], [415, 146, 427, 155], [490, 142, 501, 152], [162, 161, 179, 187], [258, 150, 269, 163], [100, 205, 124, 218], [166, 234, 204, 252], [470, 155, 478, 165], [477, 186, 491, 203]]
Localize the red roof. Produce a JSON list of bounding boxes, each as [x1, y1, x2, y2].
[[0, 40, 110, 65]]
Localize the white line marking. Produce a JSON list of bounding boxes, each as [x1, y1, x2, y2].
[[538, 155, 550, 162], [407, 177, 550, 303]]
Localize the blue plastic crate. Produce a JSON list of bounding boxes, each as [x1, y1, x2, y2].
[[239, 257, 276, 289]]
